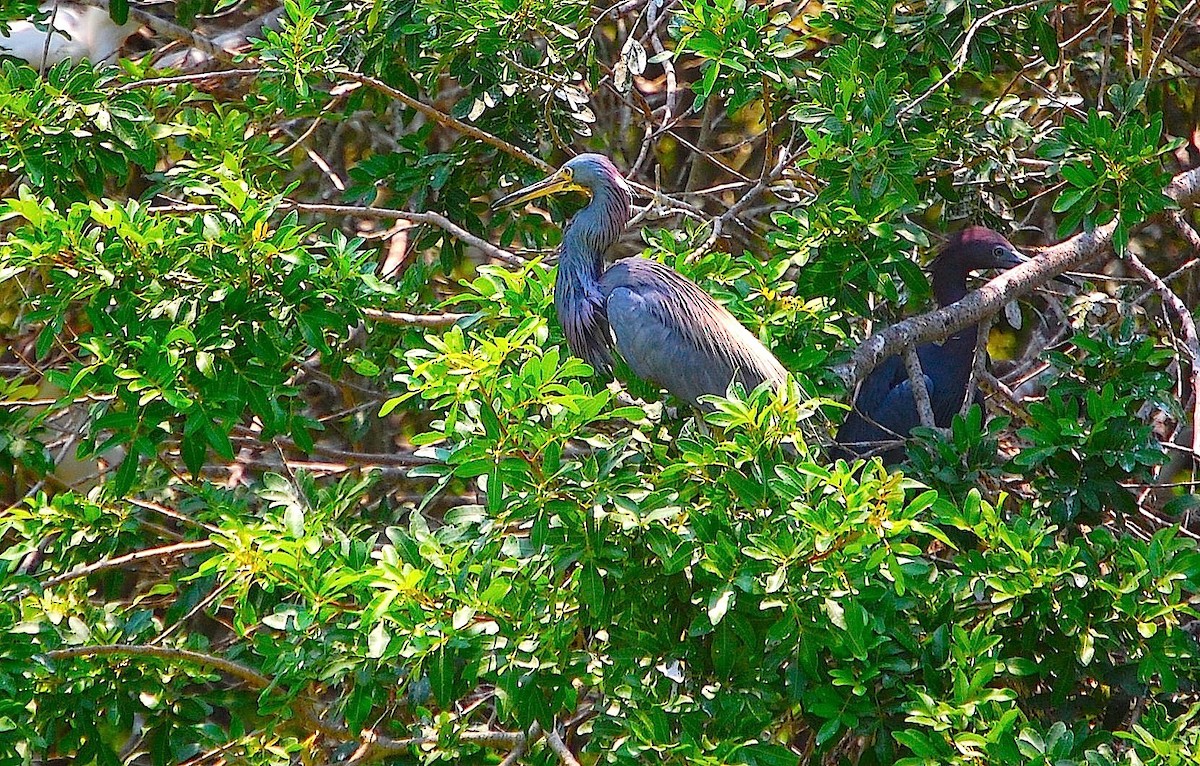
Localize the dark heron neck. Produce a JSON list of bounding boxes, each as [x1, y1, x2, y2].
[[928, 252, 983, 386], [930, 257, 972, 306]]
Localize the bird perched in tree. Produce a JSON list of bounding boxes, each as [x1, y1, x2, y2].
[[834, 226, 1048, 464], [493, 154, 787, 408], [1, 4, 139, 68]]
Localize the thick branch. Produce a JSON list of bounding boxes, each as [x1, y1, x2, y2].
[[838, 164, 1200, 389], [76, 0, 234, 63], [543, 725, 583, 766], [46, 643, 271, 686]]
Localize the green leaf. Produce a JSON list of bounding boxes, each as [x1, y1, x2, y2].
[[1033, 13, 1058, 66], [428, 645, 458, 706], [708, 586, 734, 626], [109, 0, 129, 26]]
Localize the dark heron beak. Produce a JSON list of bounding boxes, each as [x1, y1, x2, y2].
[[492, 168, 583, 210]]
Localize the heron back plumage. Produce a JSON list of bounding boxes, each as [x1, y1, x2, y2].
[[601, 258, 787, 406]]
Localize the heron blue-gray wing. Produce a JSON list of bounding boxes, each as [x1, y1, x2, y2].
[[599, 257, 787, 407]]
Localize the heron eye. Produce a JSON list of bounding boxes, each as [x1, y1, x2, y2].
[[563, 168, 573, 180], [993, 245, 1007, 258]]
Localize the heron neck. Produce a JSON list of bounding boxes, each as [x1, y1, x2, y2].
[[558, 182, 632, 282], [931, 262, 969, 306], [931, 261, 979, 353]]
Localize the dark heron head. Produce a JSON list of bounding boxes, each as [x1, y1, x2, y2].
[[929, 226, 1027, 304], [938, 226, 1027, 269], [930, 226, 1077, 304], [493, 154, 628, 210]]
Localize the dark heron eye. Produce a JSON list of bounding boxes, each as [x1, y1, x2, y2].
[[993, 245, 1008, 259]]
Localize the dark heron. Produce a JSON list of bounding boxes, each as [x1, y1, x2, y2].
[[834, 226, 1043, 464], [494, 154, 788, 408]]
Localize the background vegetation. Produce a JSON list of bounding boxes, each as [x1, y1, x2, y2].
[[2, 0, 1200, 763]]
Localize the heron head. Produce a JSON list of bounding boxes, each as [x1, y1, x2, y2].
[[942, 226, 1027, 271], [935, 225, 1077, 290], [493, 154, 626, 209]]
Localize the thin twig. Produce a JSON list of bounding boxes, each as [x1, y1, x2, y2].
[[275, 91, 349, 158], [41, 644, 471, 755], [115, 68, 260, 90], [899, 0, 1046, 119], [362, 308, 469, 328], [0, 393, 115, 408], [646, 1, 677, 125], [983, 6, 1112, 117], [147, 201, 523, 266], [40, 540, 215, 591], [693, 145, 793, 258], [960, 314, 995, 419], [150, 578, 235, 646], [127, 498, 222, 535], [38, 1, 60, 76], [334, 70, 552, 172], [1146, 0, 1200, 81], [47, 644, 351, 739]]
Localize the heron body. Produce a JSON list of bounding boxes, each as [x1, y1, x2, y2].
[[496, 154, 787, 408], [835, 227, 1031, 464]]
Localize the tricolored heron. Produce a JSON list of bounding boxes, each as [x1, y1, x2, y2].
[[834, 226, 1044, 464], [493, 154, 787, 408]]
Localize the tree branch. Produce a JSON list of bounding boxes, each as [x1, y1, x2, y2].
[[1125, 252, 1200, 459], [148, 201, 523, 266], [46, 643, 271, 687], [333, 70, 552, 173], [362, 308, 469, 327], [543, 725, 583, 766], [40, 539, 214, 591], [902, 347, 937, 429], [43, 644, 531, 761], [898, 0, 1046, 119], [75, 0, 235, 64], [960, 315, 995, 419], [837, 163, 1200, 389]]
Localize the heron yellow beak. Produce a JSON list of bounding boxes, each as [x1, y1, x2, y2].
[[492, 169, 583, 210]]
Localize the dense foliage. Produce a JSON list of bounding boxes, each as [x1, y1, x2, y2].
[[2, 0, 1200, 764]]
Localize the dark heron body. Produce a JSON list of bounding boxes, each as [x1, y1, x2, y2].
[[834, 227, 1035, 464], [494, 154, 787, 408]]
